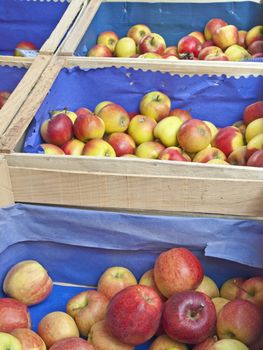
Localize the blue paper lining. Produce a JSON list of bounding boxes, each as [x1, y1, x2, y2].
[[0, 65, 27, 92], [0, 203, 262, 349], [75, 1, 263, 56], [0, 0, 68, 55], [22, 66, 263, 153]]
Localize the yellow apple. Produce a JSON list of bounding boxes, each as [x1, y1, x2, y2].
[[154, 116, 183, 147], [245, 118, 263, 143], [136, 141, 165, 159], [203, 121, 218, 139], [114, 37, 137, 57], [128, 115, 157, 145], [82, 139, 116, 157], [94, 101, 112, 115], [212, 297, 230, 316], [140, 91, 171, 121], [0, 332, 22, 350], [195, 275, 220, 298]]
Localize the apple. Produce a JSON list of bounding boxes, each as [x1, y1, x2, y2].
[[82, 139, 116, 157], [195, 275, 220, 298], [212, 126, 244, 157], [127, 24, 151, 45], [97, 266, 137, 300], [178, 36, 202, 58], [212, 297, 230, 316], [198, 46, 223, 60], [49, 338, 94, 350], [40, 144, 65, 155], [253, 52, 263, 58], [154, 116, 183, 147], [105, 285, 163, 345], [202, 40, 215, 49], [127, 114, 157, 144], [139, 269, 166, 301], [213, 339, 249, 350], [162, 290, 217, 344], [220, 277, 245, 300], [66, 290, 109, 337], [97, 31, 119, 52], [0, 298, 31, 332], [61, 139, 85, 155], [11, 329, 46, 350], [40, 113, 73, 146], [139, 33, 166, 54], [236, 276, 263, 309], [89, 320, 134, 350], [98, 103, 130, 133], [163, 46, 178, 56], [88, 44, 112, 57], [246, 133, 263, 159], [169, 109, 192, 123], [243, 101, 263, 125], [159, 147, 191, 162], [162, 54, 179, 60], [75, 107, 93, 117], [149, 334, 188, 350], [189, 31, 205, 44], [0, 332, 22, 350], [224, 45, 251, 61], [203, 121, 218, 140], [251, 333, 263, 350], [140, 91, 171, 122], [51, 110, 77, 124], [0, 91, 11, 109], [14, 41, 37, 56], [38, 312, 79, 348], [154, 247, 203, 298], [107, 132, 136, 156], [238, 30, 248, 48], [227, 146, 247, 166], [193, 147, 226, 163], [232, 120, 246, 136], [205, 53, 229, 61], [3, 260, 53, 306], [94, 101, 112, 115], [135, 141, 165, 159], [138, 53, 162, 59], [213, 25, 239, 50], [177, 119, 212, 153], [248, 41, 263, 55], [192, 337, 217, 350], [114, 37, 137, 57], [74, 112, 105, 142], [245, 118, 263, 143], [247, 149, 263, 167], [204, 18, 228, 41], [246, 26, 263, 47], [216, 299, 263, 346], [206, 159, 229, 165]]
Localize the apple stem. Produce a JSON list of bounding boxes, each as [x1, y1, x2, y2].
[[150, 37, 155, 45], [156, 95, 160, 102]]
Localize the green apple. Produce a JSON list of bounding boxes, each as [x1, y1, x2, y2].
[[224, 45, 251, 61], [154, 116, 183, 147], [195, 275, 220, 298], [0, 332, 22, 350], [213, 339, 249, 350], [114, 37, 137, 57]]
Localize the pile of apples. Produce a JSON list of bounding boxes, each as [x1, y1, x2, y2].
[[39, 93, 263, 167], [87, 20, 263, 61], [1, 248, 263, 350]]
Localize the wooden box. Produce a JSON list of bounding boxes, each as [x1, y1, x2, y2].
[[1, 56, 263, 218]]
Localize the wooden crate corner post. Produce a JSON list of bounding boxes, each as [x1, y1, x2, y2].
[[0, 156, 14, 207]]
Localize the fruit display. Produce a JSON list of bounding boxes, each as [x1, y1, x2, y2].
[[38, 94, 263, 167], [0, 248, 262, 349], [87, 21, 263, 61]]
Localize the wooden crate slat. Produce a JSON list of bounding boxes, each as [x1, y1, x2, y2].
[[0, 156, 14, 207]]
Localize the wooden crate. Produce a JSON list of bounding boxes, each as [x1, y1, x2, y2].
[[0, 155, 14, 207], [1, 56, 263, 217], [59, 0, 263, 75]]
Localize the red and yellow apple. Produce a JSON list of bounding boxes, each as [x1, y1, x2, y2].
[[227, 146, 247, 166], [204, 18, 228, 41], [212, 297, 230, 316], [127, 114, 157, 144], [74, 111, 105, 141], [107, 132, 136, 156], [49, 338, 94, 350], [61, 139, 85, 155], [0, 91, 11, 109], [193, 147, 226, 163], [213, 25, 239, 50], [0, 298, 31, 333], [40, 144, 65, 155], [11, 328, 46, 350], [220, 277, 245, 300], [97, 31, 119, 52], [139, 33, 166, 55], [127, 24, 151, 45], [212, 126, 244, 157], [243, 101, 263, 125], [0, 332, 23, 350], [88, 44, 112, 57], [135, 141, 165, 159], [149, 334, 188, 350], [82, 139, 116, 157], [98, 103, 130, 133], [139, 91, 171, 121], [247, 149, 263, 167], [246, 25, 263, 47], [159, 147, 191, 162], [224, 45, 251, 61], [40, 114, 73, 146]]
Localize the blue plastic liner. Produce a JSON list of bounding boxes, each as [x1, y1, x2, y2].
[[0, 65, 27, 92], [23, 66, 263, 153], [0, 203, 262, 348], [75, 1, 263, 56], [0, 0, 68, 55]]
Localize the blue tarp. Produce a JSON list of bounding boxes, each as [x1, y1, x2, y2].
[[75, 1, 263, 56], [0, 65, 27, 93], [0, 0, 68, 55], [0, 203, 262, 348], [23, 66, 263, 153]]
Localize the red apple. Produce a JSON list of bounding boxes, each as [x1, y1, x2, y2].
[[192, 336, 217, 350], [238, 30, 248, 48], [237, 277, 263, 309], [89, 320, 134, 350], [178, 36, 202, 58], [154, 247, 204, 298], [198, 46, 223, 60], [97, 31, 119, 52], [139, 33, 166, 54], [220, 277, 245, 300], [247, 149, 263, 167], [40, 113, 73, 146], [212, 126, 244, 157], [251, 333, 263, 350], [205, 53, 229, 61], [98, 103, 130, 133], [243, 101, 263, 125], [162, 290, 217, 344], [159, 147, 191, 162], [38, 312, 79, 348], [88, 44, 112, 57], [246, 26, 263, 47], [248, 41, 263, 55], [193, 147, 226, 163], [169, 108, 192, 122], [0, 298, 31, 332], [74, 111, 105, 142], [135, 141, 165, 159], [253, 52, 263, 58], [149, 334, 188, 350], [107, 132, 136, 156], [128, 114, 157, 144], [66, 290, 109, 338], [49, 338, 94, 350], [0, 91, 11, 109], [14, 41, 37, 56], [227, 146, 247, 166], [127, 24, 151, 45], [162, 54, 179, 60], [97, 266, 137, 300], [40, 144, 65, 155], [177, 119, 212, 153], [189, 31, 205, 44], [204, 18, 228, 41], [202, 40, 215, 49], [105, 285, 163, 345], [75, 107, 93, 117], [11, 328, 46, 350], [3, 260, 53, 306], [61, 139, 85, 155], [213, 25, 239, 50], [139, 91, 171, 122], [163, 46, 178, 57], [216, 299, 263, 346], [82, 139, 116, 157], [138, 52, 162, 59]]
